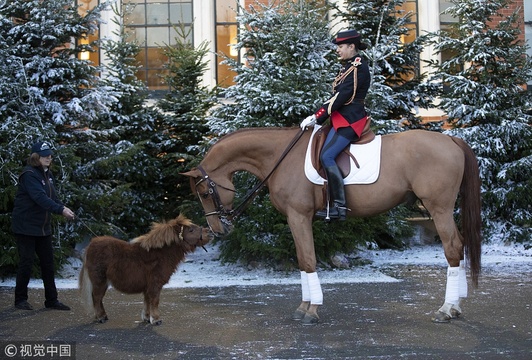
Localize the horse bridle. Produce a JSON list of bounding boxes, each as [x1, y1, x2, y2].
[[193, 128, 306, 224], [194, 165, 236, 227]]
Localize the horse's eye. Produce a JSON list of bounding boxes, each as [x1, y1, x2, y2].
[[201, 192, 209, 199]]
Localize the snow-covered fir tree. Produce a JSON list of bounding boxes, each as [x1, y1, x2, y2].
[[96, 2, 157, 141], [0, 0, 117, 275], [155, 24, 218, 218], [68, 2, 165, 239], [425, 0, 532, 243], [208, 0, 338, 135], [337, 0, 441, 133]]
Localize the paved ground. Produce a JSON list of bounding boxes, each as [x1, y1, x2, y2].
[[0, 265, 530, 359]]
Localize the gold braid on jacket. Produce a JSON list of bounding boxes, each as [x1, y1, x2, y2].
[[332, 59, 360, 106]]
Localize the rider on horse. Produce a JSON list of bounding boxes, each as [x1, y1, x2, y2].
[[300, 29, 371, 221]]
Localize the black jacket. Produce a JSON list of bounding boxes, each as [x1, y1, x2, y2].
[[11, 166, 65, 236], [314, 55, 370, 139]]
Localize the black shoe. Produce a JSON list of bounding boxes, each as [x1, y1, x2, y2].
[[315, 204, 347, 222], [15, 301, 33, 310], [45, 301, 71, 311]]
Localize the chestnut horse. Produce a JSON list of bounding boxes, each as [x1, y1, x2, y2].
[[79, 215, 212, 325], [183, 127, 482, 325]]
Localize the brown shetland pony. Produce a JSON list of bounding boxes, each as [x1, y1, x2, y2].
[[183, 127, 482, 325], [79, 215, 212, 325]]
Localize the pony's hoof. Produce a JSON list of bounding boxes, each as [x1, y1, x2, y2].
[[291, 309, 307, 321], [451, 307, 462, 318], [151, 319, 162, 326], [301, 313, 319, 325], [431, 311, 451, 323], [96, 315, 108, 323]]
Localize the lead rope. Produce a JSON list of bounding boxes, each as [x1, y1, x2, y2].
[[77, 217, 100, 238]]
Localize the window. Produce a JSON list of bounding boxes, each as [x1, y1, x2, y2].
[[77, 0, 100, 65], [124, 0, 193, 91], [400, 0, 418, 45], [215, 0, 239, 87]]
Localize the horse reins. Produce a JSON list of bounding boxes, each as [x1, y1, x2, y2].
[[195, 128, 307, 221]]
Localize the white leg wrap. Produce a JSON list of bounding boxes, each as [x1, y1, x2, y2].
[[458, 260, 468, 298], [444, 266, 460, 305], [300, 271, 310, 302], [307, 272, 323, 305]]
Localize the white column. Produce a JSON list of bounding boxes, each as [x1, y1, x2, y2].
[[417, 0, 440, 78], [328, 0, 349, 35], [98, 0, 121, 79], [194, 0, 217, 89]]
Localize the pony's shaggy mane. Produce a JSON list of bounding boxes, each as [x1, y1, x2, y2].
[[130, 214, 193, 250]]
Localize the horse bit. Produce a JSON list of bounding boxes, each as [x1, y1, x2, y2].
[[194, 165, 236, 229]]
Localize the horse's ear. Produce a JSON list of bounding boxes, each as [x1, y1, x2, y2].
[[181, 168, 201, 178]]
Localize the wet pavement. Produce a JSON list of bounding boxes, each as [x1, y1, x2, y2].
[[0, 265, 530, 359]]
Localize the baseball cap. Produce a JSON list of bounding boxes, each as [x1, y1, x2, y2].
[[31, 141, 54, 157]]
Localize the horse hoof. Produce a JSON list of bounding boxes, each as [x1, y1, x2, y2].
[[292, 309, 307, 321], [151, 319, 162, 326], [431, 311, 451, 323], [301, 313, 319, 325], [96, 315, 108, 323]]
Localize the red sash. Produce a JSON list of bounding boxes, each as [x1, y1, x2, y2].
[[331, 112, 368, 137]]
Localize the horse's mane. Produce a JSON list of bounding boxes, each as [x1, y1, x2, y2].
[[130, 214, 193, 250], [205, 127, 299, 157], [222, 127, 296, 139]]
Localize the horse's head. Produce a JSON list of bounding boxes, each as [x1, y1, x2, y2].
[[181, 167, 235, 237]]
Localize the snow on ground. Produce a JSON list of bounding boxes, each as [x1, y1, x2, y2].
[[1, 242, 530, 290]]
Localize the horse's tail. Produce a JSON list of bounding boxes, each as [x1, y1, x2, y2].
[[78, 251, 94, 314], [452, 136, 482, 287]]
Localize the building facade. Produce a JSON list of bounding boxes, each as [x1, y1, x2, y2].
[[80, 0, 530, 93]]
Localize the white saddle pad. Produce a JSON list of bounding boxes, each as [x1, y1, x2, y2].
[[304, 126, 382, 185]]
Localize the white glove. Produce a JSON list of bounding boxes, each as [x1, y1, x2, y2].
[[300, 115, 316, 130]]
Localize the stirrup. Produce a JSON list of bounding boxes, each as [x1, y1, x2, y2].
[[315, 204, 348, 222]]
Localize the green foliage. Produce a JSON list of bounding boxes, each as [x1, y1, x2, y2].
[[155, 23, 219, 219], [208, 0, 337, 135], [0, 0, 113, 276], [60, 4, 166, 243], [425, 0, 532, 244]]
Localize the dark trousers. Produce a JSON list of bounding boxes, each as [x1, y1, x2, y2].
[[320, 129, 352, 168], [14, 234, 58, 306]]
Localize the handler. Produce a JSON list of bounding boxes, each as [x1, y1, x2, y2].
[[300, 29, 371, 221], [12, 141, 75, 311]]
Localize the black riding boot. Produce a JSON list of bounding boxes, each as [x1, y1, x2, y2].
[[315, 165, 347, 221]]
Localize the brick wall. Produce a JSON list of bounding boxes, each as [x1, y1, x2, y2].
[[487, 0, 525, 43]]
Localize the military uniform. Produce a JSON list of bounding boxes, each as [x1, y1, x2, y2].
[[301, 29, 371, 221], [314, 55, 370, 141]]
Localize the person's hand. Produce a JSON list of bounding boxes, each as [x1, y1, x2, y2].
[[62, 207, 75, 220], [300, 115, 316, 130]]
